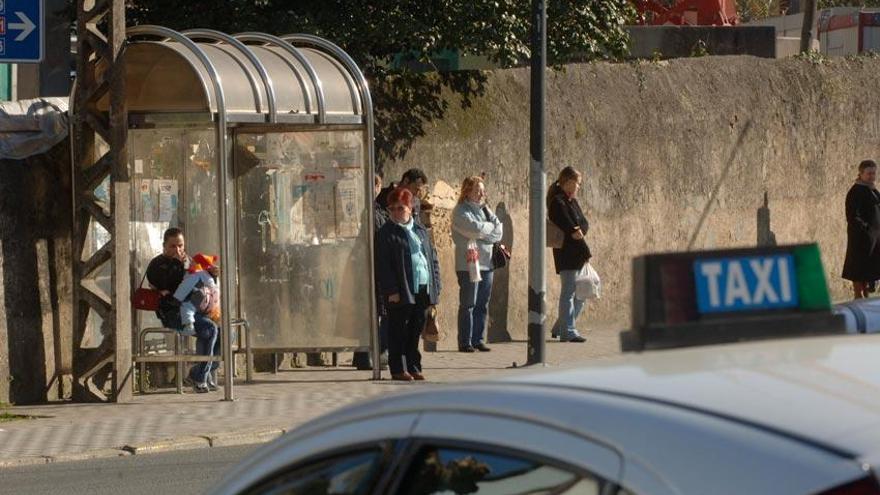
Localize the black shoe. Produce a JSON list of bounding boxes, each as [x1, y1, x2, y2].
[[192, 384, 209, 394], [473, 343, 491, 352], [352, 352, 373, 370], [562, 335, 586, 343], [458, 345, 476, 353]]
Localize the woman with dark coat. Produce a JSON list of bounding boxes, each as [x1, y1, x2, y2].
[[843, 160, 880, 299], [375, 187, 441, 381], [547, 166, 591, 343]]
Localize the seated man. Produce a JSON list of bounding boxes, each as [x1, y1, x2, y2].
[[145, 228, 221, 393]]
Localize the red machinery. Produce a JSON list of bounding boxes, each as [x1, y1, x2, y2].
[[634, 0, 739, 26]]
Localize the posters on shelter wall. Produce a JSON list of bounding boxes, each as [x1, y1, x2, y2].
[[336, 169, 363, 238], [303, 170, 338, 243], [138, 178, 179, 225], [156, 179, 178, 223], [237, 130, 365, 248]]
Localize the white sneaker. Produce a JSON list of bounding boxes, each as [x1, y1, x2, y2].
[[207, 370, 218, 391]]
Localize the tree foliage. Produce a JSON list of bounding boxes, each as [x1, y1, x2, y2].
[[123, 1, 635, 167]]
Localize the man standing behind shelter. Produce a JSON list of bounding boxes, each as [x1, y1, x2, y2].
[[377, 168, 429, 226]]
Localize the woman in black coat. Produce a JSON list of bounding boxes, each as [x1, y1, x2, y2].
[[547, 166, 591, 343], [843, 160, 880, 299], [375, 187, 441, 381]]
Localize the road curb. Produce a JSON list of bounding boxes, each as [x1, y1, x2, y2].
[[0, 427, 286, 469], [0, 456, 51, 468], [49, 448, 132, 463], [201, 428, 285, 447], [123, 435, 212, 455]]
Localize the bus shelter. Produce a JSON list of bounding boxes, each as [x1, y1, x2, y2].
[[75, 27, 379, 399]]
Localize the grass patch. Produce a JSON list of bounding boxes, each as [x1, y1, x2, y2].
[[0, 407, 37, 423]]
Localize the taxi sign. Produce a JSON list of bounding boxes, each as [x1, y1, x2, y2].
[[622, 243, 845, 352], [694, 254, 798, 313]]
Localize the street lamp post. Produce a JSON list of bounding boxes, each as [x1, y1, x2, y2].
[[527, 0, 547, 366]]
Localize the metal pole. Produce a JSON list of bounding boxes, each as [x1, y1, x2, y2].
[[220, 130, 234, 402], [527, 0, 547, 366], [800, 0, 817, 53]]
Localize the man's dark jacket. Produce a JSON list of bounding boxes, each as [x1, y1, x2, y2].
[[145, 254, 189, 328]]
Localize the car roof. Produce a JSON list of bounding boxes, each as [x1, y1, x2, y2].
[[498, 333, 880, 460]]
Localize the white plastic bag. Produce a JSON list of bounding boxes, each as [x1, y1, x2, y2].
[[467, 240, 482, 282], [575, 262, 601, 300]]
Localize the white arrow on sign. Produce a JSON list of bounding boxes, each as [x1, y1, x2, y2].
[[9, 12, 36, 42]]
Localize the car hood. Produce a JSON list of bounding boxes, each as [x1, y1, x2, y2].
[[502, 334, 880, 458]]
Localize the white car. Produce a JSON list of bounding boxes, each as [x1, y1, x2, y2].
[[210, 334, 880, 495]]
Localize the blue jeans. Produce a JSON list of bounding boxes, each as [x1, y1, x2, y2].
[[188, 313, 218, 385], [553, 269, 585, 340], [456, 270, 494, 348]]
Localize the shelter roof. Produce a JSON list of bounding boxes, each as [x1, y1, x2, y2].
[[96, 28, 367, 125]]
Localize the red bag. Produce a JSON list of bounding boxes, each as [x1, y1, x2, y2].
[[132, 273, 161, 311]]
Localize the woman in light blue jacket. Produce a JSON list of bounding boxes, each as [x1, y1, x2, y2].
[[452, 176, 503, 352]]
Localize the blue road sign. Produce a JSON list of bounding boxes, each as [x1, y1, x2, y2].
[[693, 254, 799, 314], [0, 0, 42, 63]]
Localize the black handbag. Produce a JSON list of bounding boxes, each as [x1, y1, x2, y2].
[[491, 242, 511, 269], [484, 207, 511, 269]]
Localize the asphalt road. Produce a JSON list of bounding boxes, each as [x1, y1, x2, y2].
[[0, 445, 259, 495]]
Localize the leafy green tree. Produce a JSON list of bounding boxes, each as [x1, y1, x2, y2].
[[123, 1, 635, 167]]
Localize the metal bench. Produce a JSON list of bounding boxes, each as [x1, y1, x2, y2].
[[135, 318, 253, 393]]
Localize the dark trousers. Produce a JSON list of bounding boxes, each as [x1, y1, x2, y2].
[[387, 286, 429, 375]]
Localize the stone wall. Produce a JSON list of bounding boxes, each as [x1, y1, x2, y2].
[[0, 141, 73, 404], [384, 56, 880, 345]]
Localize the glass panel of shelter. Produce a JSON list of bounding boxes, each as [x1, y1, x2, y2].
[[234, 129, 371, 349], [128, 127, 222, 339]]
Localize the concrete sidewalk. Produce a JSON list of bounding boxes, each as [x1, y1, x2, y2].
[[0, 327, 623, 467]]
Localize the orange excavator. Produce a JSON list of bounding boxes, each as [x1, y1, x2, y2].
[[634, 0, 739, 26]]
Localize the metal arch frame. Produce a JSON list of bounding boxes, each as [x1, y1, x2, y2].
[[286, 39, 361, 116], [126, 25, 236, 401], [283, 34, 379, 381], [183, 29, 278, 123], [232, 34, 313, 119], [234, 32, 327, 124]]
